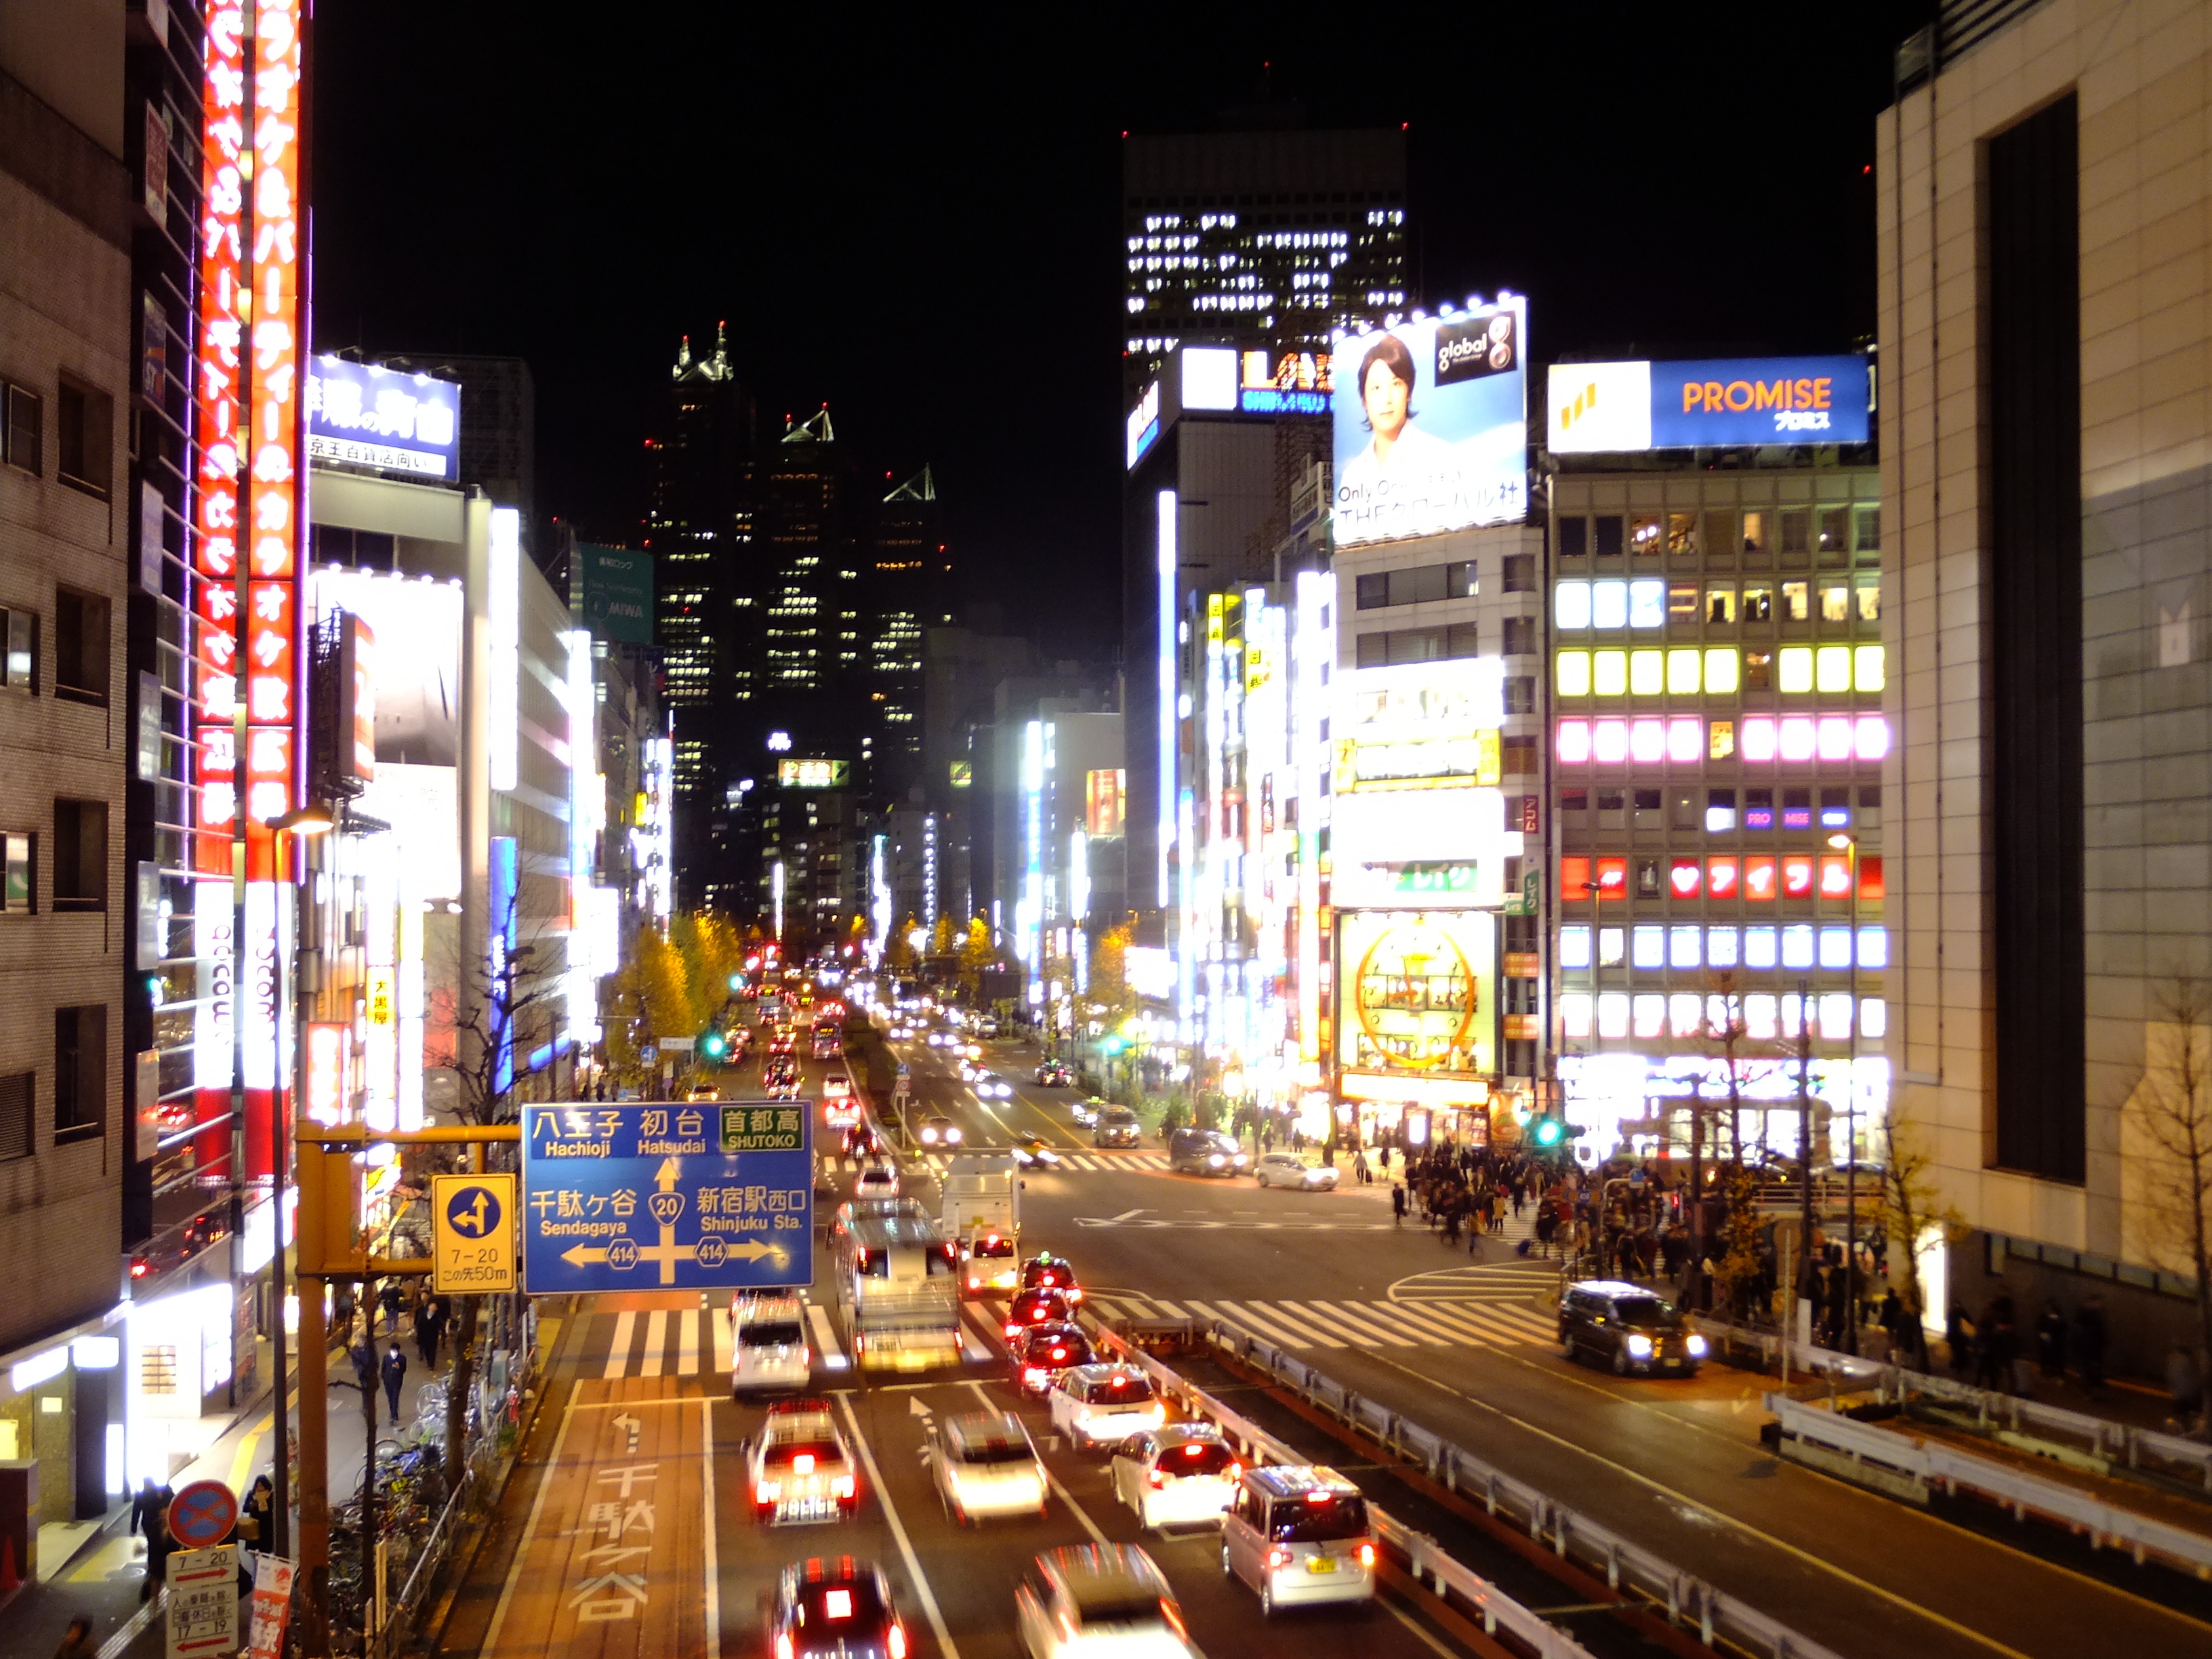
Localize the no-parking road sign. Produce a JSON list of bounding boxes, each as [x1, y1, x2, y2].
[[166, 1479, 237, 1549]]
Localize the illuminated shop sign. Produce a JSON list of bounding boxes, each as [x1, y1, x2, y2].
[[1549, 355, 1870, 453], [1240, 347, 1332, 415], [777, 758, 850, 789], [1336, 910, 1496, 1082], [1126, 380, 1161, 470], [306, 354, 460, 478], [1333, 659, 1504, 794]]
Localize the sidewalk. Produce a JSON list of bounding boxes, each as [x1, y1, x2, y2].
[[0, 1319, 464, 1659]]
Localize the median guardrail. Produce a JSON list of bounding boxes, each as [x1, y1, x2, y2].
[[1090, 1316, 1845, 1659], [1763, 1391, 2212, 1576]]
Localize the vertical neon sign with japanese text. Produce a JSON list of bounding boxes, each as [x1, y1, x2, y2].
[[194, 3, 248, 875], [243, 1, 306, 872]]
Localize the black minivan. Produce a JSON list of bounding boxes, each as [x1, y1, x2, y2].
[[1167, 1127, 1249, 1176], [1557, 1279, 1708, 1376]]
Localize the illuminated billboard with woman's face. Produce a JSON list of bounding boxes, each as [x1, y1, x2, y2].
[[1332, 299, 1528, 548]]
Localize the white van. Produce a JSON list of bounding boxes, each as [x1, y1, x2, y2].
[[729, 1295, 812, 1395]]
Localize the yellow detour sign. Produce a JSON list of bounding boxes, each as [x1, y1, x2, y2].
[[432, 1173, 518, 1293]]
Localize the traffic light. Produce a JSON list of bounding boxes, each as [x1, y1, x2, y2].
[[701, 1030, 727, 1061], [1532, 1115, 1566, 1149], [1100, 1034, 1125, 1055], [729, 972, 744, 991]]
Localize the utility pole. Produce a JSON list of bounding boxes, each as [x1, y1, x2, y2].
[[1796, 977, 1817, 1350]]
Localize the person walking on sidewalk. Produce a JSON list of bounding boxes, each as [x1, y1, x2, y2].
[[54, 1618, 96, 1659], [137, 1483, 173, 1601], [379, 1279, 406, 1336], [2074, 1296, 2108, 1394], [382, 1343, 409, 1421], [415, 1294, 447, 1370], [1391, 1183, 1407, 1227]]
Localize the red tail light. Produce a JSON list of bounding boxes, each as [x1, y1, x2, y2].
[[1358, 1542, 1376, 1568], [1267, 1547, 1290, 1569], [886, 1624, 907, 1659], [1004, 1323, 1021, 1338], [1146, 1469, 1164, 1489], [775, 1634, 794, 1659]]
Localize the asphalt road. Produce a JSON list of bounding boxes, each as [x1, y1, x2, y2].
[[867, 1021, 2212, 1659]]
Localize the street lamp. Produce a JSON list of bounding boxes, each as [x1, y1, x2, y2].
[[1828, 830, 1860, 1355]]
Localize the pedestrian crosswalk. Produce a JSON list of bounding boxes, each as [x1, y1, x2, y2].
[[1084, 1292, 1558, 1353], [825, 1151, 1171, 1175]]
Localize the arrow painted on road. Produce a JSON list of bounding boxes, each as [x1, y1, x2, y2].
[[907, 1396, 933, 1420], [1109, 1208, 1149, 1222], [613, 1412, 641, 1453]]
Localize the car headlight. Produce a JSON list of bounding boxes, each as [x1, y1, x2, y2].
[[1208, 1154, 1225, 1167], [1626, 1333, 1654, 1357], [1685, 1334, 1708, 1357], [1232, 1155, 1248, 1166]]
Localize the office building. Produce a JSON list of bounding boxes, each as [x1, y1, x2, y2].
[[867, 466, 954, 800], [1549, 464, 1886, 1162], [1881, 0, 2212, 1370], [1122, 127, 1406, 396], [0, 0, 140, 1540]]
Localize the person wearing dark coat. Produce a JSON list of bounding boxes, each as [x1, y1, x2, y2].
[[2074, 1296, 2108, 1393], [382, 1343, 409, 1420], [2035, 1300, 2068, 1378]]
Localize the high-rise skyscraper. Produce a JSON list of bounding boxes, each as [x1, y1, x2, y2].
[[867, 466, 954, 800], [1122, 126, 1408, 396], [643, 327, 755, 901]]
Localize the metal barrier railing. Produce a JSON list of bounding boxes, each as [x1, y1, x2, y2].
[[1764, 1392, 2212, 1576], [1091, 1317, 1845, 1659]]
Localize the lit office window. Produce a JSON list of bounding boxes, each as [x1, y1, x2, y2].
[[1706, 926, 1739, 968], [1632, 926, 1664, 969], [1703, 648, 1738, 695], [1555, 582, 1591, 630], [1591, 581, 1628, 630], [1670, 926, 1700, 969], [1628, 579, 1665, 628], [1816, 644, 1852, 693], [1859, 926, 1888, 969], [1556, 651, 1591, 697], [1745, 926, 1778, 969], [1778, 647, 1814, 693], [1560, 926, 1591, 968], [1854, 644, 1885, 691], [1666, 648, 1701, 695], [1593, 649, 1627, 696], [1633, 995, 1665, 1038], [1782, 924, 1816, 969], [1560, 993, 1593, 1038], [1670, 993, 1703, 1037]]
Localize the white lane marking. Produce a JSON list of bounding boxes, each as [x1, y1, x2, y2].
[[700, 1396, 720, 1656], [602, 1311, 635, 1380], [1292, 1300, 1417, 1348], [960, 1305, 1005, 1361], [712, 1302, 734, 1374], [1200, 1299, 1338, 1350], [835, 1393, 963, 1659], [640, 1309, 668, 1378], [1404, 1303, 1510, 1347], [483, 1390, 577, 1654], [676, 1309, 700, 1376], [806, 1303, 848, 1369], [1380, 1593, 1460, 1659], [1226, 1299, 1343, 1348], [1147, 1298, 1190, 1318]]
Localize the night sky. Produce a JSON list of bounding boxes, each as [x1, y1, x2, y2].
[[312, 3, 1933, 659]]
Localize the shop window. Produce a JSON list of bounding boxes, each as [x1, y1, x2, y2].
[[1628, 579, 1665, 628], [1782, 788, 1811, 830], [0, 607, 35, 691], [1635, 858, 1661, 898], [0, 1071, 28, 1161], [2, 832, 32, 913], [1560, 926, 1591, 969], [1597, 929, 1624, 967], [52, 799, 106, 911], [1818, 508, 1851, 564], [1742, 586, 1772, 623], [1667, 513, 1699, 558], [1665, 649, 1700, 694], [1629, 649, 1663, 695], [1633, 926, 1664, 968], [1707, 586, 1735, 624], [1777, 647, 1814, 693], [1779, 509, 1809, 562], [1702, 510, 1736, 560], [1781, 924, 1816, 969], [1591, 650, 1626, 696], [3, 382, 41, 474], [1745, 927, 1778, 968], [1820, 787, 1851, 829], [54, 1003, 104, 1142], [1744, 788, 1774, 830], [57, 375, 112, 500], [1782, 581, 1810, 622], [1629, 513, 1662, 558], [1856, 581, 1881, 623], [54, 587, 109, 705], [1555, 581, 1591, 629], [1853, 644, 1884, 691], [1558, 517, 1588, 560]]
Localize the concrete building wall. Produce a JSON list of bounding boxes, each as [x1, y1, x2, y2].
[[0, 41, 133, 1358], [1879, 0, 2212, 1275]]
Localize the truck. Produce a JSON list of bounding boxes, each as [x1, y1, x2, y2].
[[835, 1213, 964, 1372], [941, 1153, 1021, 1295]]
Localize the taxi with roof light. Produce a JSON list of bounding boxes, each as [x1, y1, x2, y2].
[[745, 1399, 860, 1524], [1047, 1362, 1165, 1451], [767, 1555, 907, 1659], [1009, 1322, 1092, 1396]]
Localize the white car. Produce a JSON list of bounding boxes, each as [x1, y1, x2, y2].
[[1069, 1098, 1103, 1128], [745, 1401, 859, 1524], [1111, 1424, 1240, 1532], [918, 1116, 964, 1147], [930, 1410, 1048, 1523], [1015, 1545, 1197, 1659], [854, 1162, 899, 1200], [973, 1072, 1013, 1100], [1252, 1153, 1338, 1191], [729, 1295, 811, 1395], [1047, 1364, 1165, 1451]]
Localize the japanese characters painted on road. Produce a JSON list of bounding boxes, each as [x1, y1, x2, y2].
[[431, 1172, 518, 1294], [521, 1101, 812, 1294], [166, 1479, 238, 1549], [166, 1544, 240, 1659]]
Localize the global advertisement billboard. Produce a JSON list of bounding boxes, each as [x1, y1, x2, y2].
[[1332, 300, 1528, 547], [1547, 356, 1870, 453]]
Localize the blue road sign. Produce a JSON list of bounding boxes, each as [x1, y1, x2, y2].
[[445, 1182, 503, 1239], [520, 1102, 813, 1295]]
